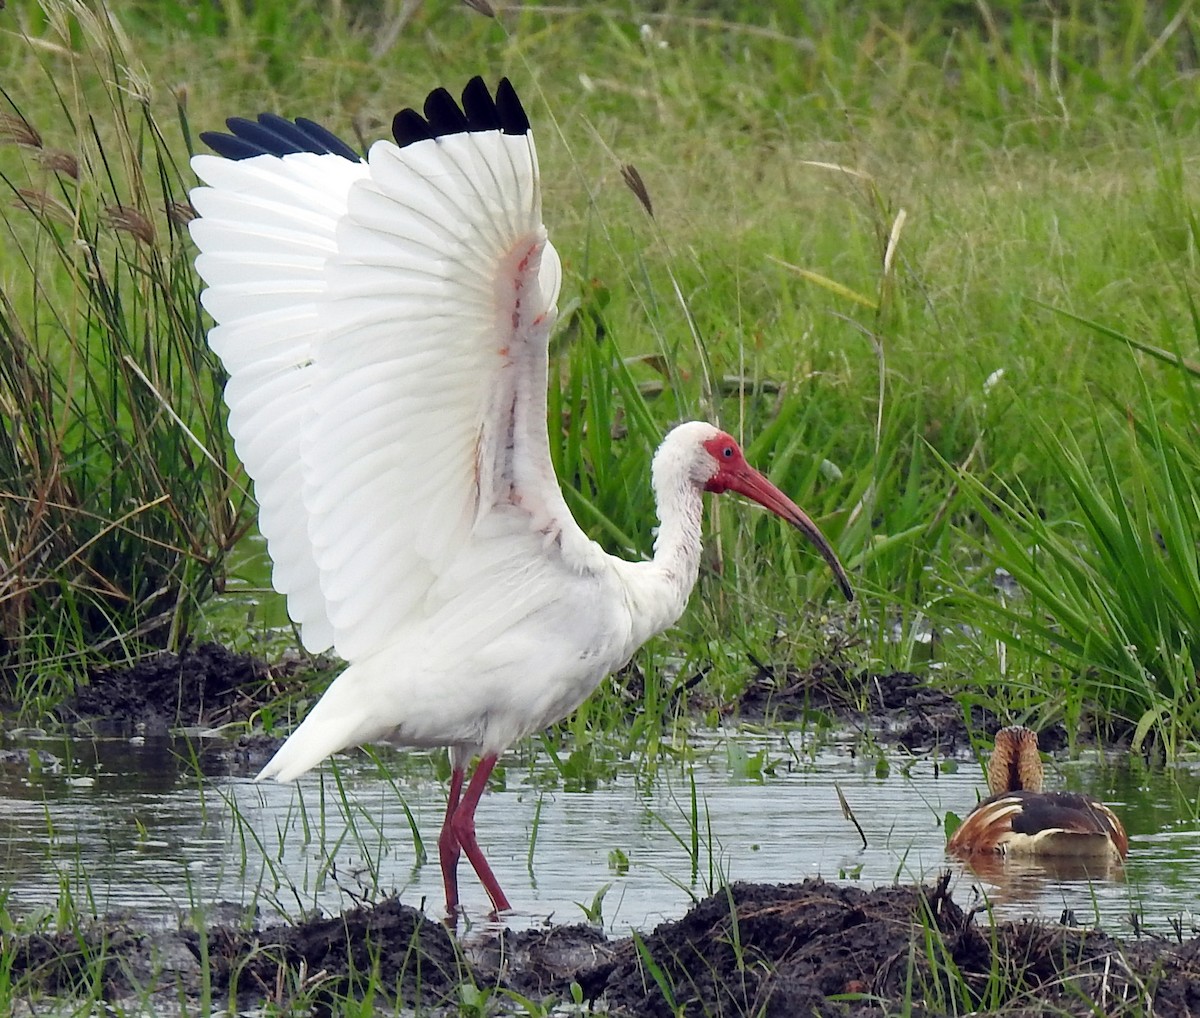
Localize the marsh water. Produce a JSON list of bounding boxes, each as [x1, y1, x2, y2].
[[2, 728, 1198, 938]]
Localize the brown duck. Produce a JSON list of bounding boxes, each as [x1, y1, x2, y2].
[[948, 726, 1128, 860]]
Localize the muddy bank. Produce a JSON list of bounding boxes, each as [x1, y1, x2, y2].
[[43, 642, 324, 775], [55, 642, 298, 736], [45, 645, 998, 774], [719, 659, 1010, 754], [10, 877, 1200, 1015]]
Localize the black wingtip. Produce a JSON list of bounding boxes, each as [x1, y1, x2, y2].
[[494, 78, 530, 135], [423, 87, 471, 136], [201, 113, 362, 162], [391, 77, 530, 149], [203, 80, 530, 161], [199, 128, 267, 161]]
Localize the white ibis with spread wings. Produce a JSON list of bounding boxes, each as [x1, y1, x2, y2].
[[189, 77, 853, 917]]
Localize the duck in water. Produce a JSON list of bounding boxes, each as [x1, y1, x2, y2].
[[948, 726, 1127, 861]]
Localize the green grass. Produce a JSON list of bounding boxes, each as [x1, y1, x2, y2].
[[950, 324, 1200, 756], [0, 1, 1198, 756], [0, 3, 254, 701]]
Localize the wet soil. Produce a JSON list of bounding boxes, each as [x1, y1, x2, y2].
[[48, 642, 330, 774], [12, 646, 1186, 1014], [51, 643, 1006, 765], [56, 642, 299, 736], [10, 876, 1200, 1015], [719, 659, 1005, 754]]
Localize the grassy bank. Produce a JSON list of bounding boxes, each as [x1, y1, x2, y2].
[[1, 0, 1198, 751]]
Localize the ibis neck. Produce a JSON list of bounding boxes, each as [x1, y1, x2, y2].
[[620, 480, 706, 649]]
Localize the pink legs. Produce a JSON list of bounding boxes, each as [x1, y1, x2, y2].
[[438, 767, 466, 912], [438, 753, 511, 917]]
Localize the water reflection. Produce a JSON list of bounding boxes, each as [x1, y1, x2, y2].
[[954, 851, 1127, 922], [0, 730, 1197, 937], [958, 851, 1123, 887]]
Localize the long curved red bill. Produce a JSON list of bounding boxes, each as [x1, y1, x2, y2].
[[723, 465, 854, 601]]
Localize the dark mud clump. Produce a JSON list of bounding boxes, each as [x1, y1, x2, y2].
[[40, 642, 338, 775], [8, 898, 468, 1012], [10, 878, 1200, 1015], [726, 660, 1004, 754], [592, 877, 1200, 1017], [207, 898, 468, 1009], [56, 642, 273, 734], [599, 878, 964, 1016]]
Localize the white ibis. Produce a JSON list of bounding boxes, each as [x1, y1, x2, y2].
[[189, 77, 853, 917]]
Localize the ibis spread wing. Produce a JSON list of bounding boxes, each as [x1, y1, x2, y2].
[[192, 81, 590, 663], [190, 151, 370, 652], [309, 124, 580, 659]]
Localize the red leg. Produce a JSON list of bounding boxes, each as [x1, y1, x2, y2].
[[439, 766, 465, 916], [448, 754, 511, 915]]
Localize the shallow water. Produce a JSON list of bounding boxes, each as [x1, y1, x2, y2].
[[2, 729, 1198, 938]]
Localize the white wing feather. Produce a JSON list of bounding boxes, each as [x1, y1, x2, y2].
[[190, 152, 370, 652], [306, 128, 575, 659], [191, 111, 593, 666]]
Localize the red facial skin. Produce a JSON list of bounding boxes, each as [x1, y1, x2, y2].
[[702, 432, 853, 601]]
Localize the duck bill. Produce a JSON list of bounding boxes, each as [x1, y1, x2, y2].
[[725, 466, 854, 601]]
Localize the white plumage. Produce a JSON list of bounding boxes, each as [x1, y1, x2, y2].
[[190, 78, 852, 916]]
